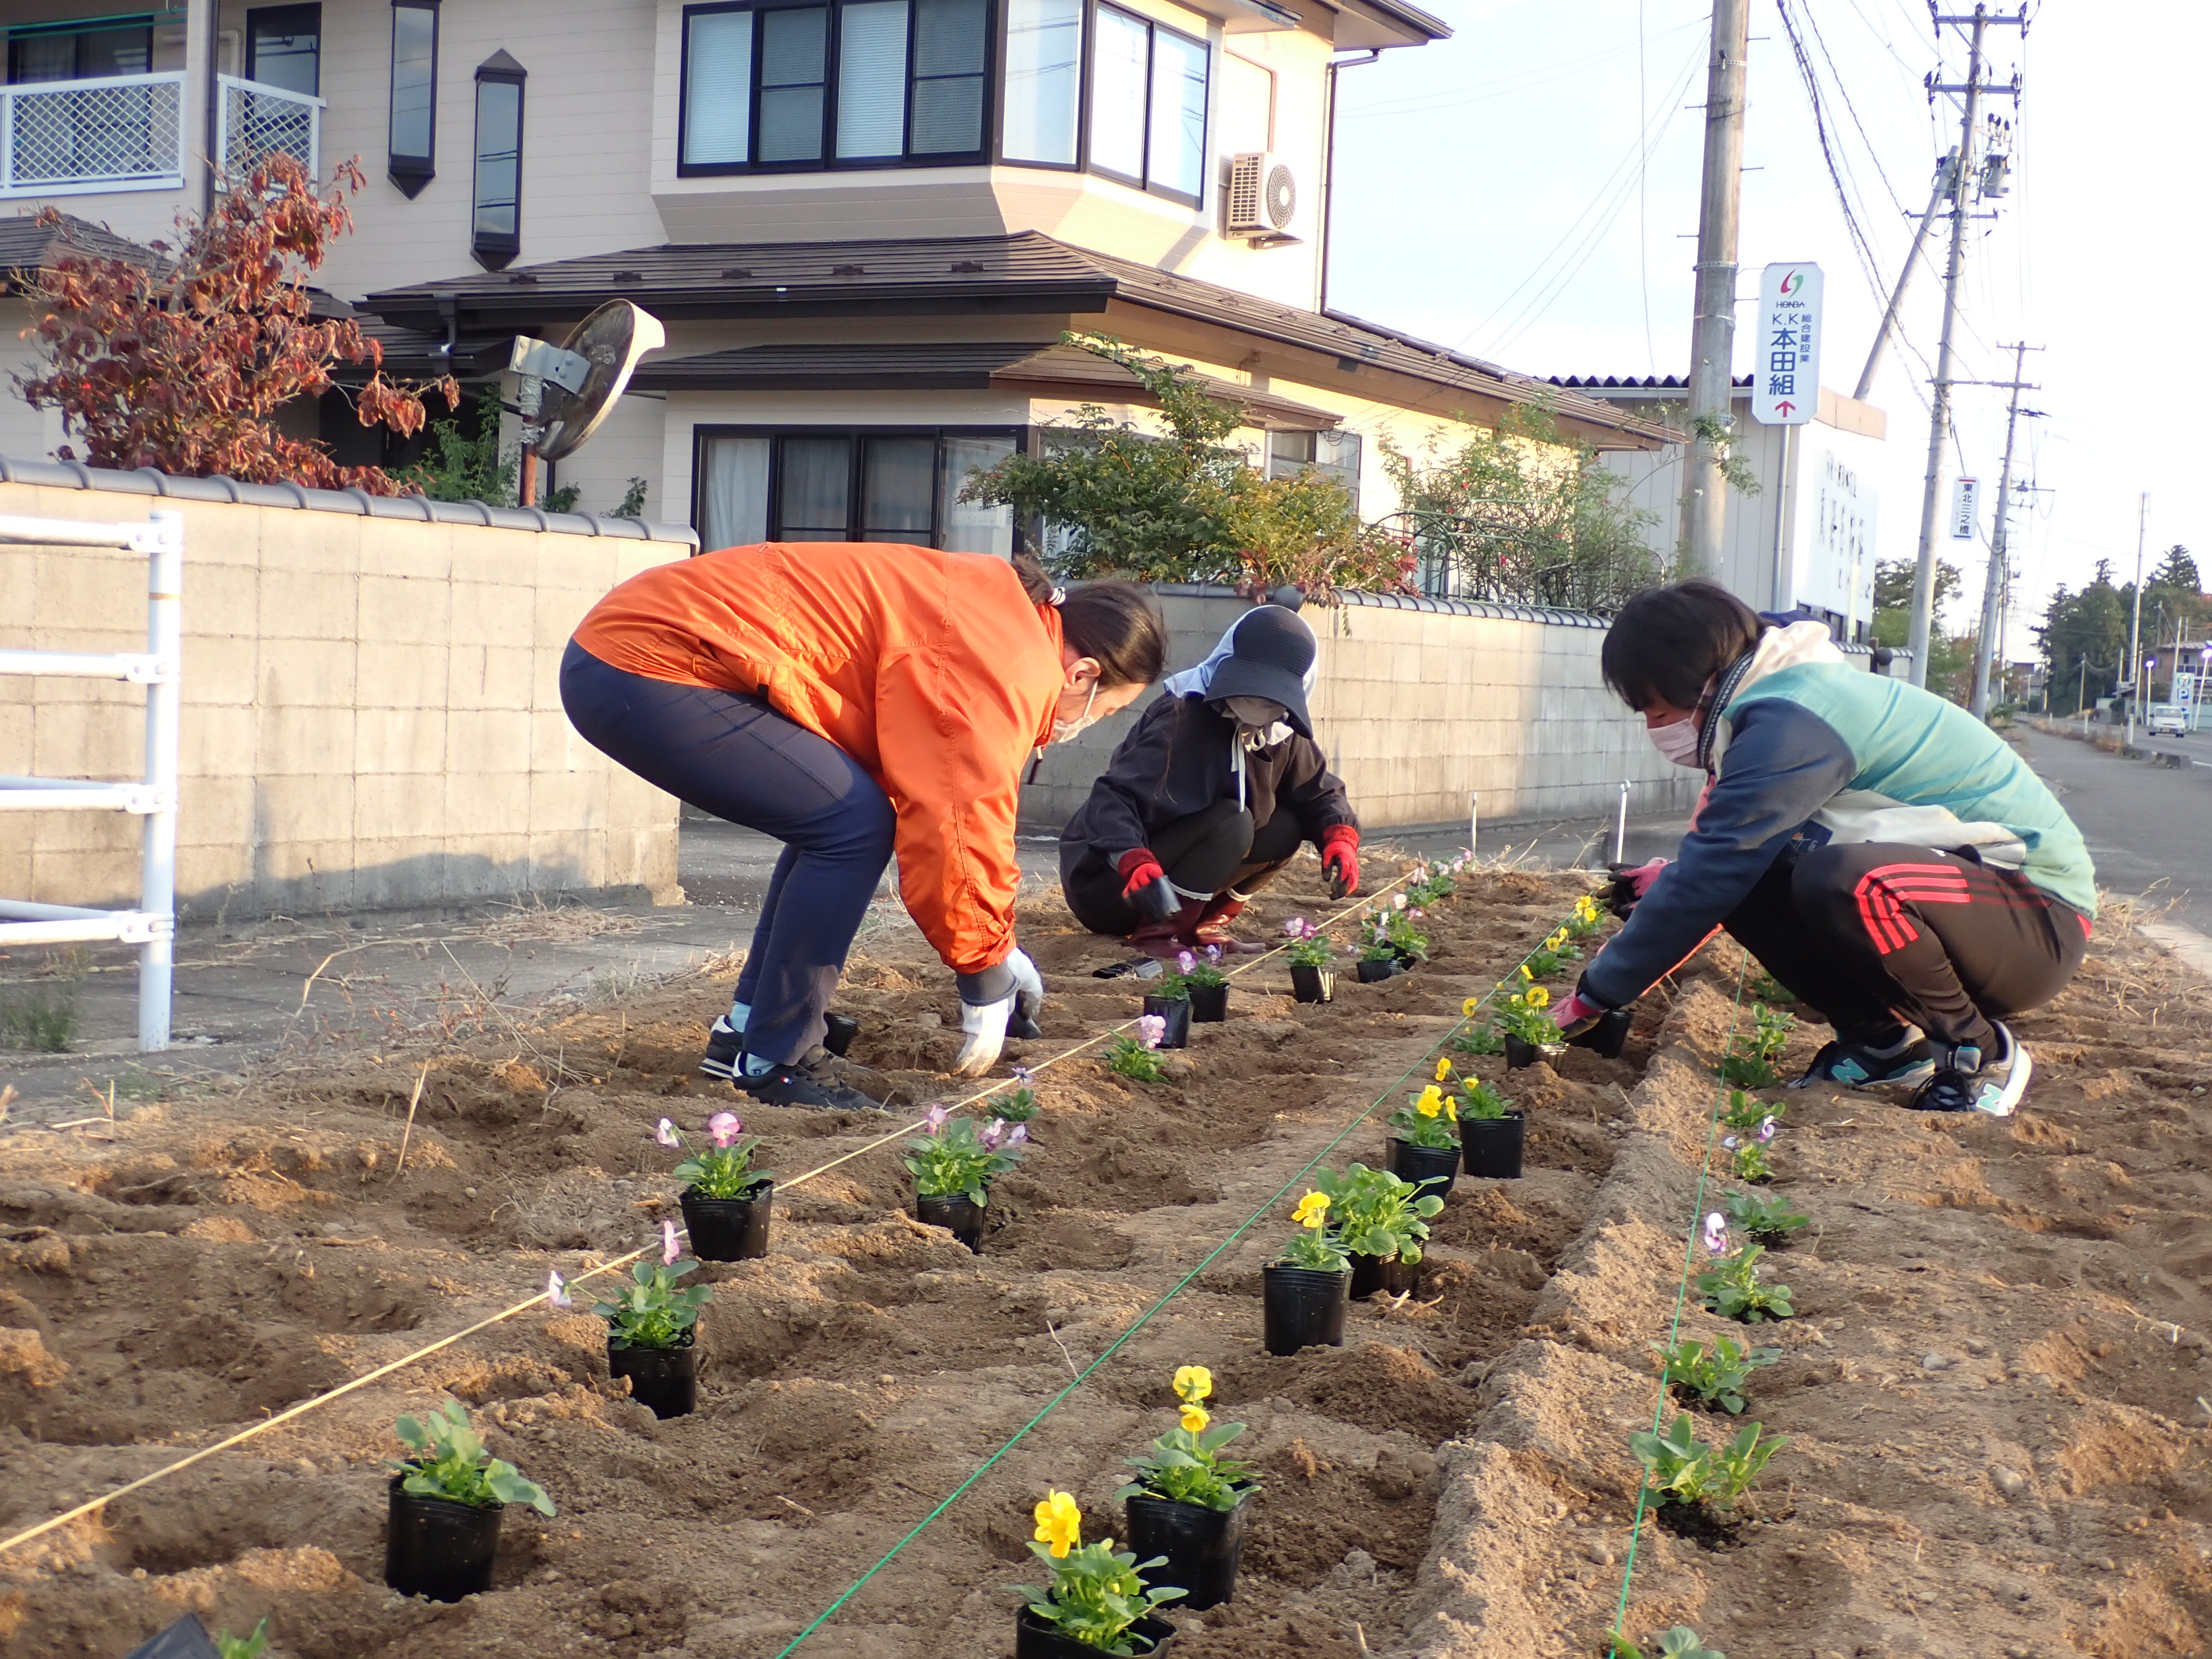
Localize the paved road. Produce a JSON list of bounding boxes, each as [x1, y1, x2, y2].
[[2015, 726, 2212, 924]]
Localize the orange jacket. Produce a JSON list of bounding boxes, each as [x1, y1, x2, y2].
[[572, 542, 1065, 975]]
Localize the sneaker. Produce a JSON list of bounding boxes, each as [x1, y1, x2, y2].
[[698, 1015, 745, 1081], [1791, 1028, 1936, 1090], [1906, 1024, 2032, 1117], [737, 1052, 889, 1113]]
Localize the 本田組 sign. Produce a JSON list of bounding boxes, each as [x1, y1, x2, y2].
[[1752, 263, 1823, 425]]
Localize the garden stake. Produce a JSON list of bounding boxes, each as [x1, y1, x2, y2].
[[393, 1062, 429, 1177], [0, 868, 1438, 1562]]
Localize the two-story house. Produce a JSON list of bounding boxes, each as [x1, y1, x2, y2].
[[1, 1, 1672, 549]]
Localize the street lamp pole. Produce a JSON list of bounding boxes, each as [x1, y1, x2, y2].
[[2127, 493, 2147, 749]]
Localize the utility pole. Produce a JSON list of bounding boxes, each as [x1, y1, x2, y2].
[[1682, 0, 1749, 573], [1854, 153, 1953, 401], [2127, 493, 2148, 748], [1967, 342, 2041, 717], [1906, 4, 2026, 687]]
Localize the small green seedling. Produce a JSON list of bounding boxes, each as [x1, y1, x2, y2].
[[1453, 1023, 1505, 1058], [1718, 1089, 1782, 1132], [1105, 1034, 1168, 1083], [1696, 1243, 1796, 1323], [1718, 1003, 1795, 1088], [1606, 1628, 1728, 1659], [215, 1620, 270, 1659], [1746, 968, 1797, 1005], [389, 1399, 556, 1515], [1721, 1189, 1809, 1244], [1728, 1139, 1773, 1183], [1630, 1414, 1785, 1511], [1652, 1334, 1782, 1414]]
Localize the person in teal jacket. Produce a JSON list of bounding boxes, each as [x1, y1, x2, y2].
[[1549, 580, 2095, 1117]]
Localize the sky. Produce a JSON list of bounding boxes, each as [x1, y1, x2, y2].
[[1326, 0, 2204, 662]]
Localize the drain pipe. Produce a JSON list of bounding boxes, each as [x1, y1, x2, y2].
[[1318, 49, 1381, 317]]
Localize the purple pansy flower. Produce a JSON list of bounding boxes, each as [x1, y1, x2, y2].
[[1176, 950, 1197, 976], [654, 1117, 681, 1148], [1702, 1212, 1730, 1256], [979, 1118, 1005, 1150], [546, 1270, 573, 1310], [707, 1110, 742, 1148], [1137, 1014, 1167, 1051], [924, 1104, 952, 1133], [1755, 1115, 1778, 1144], [1005, 1123, 1029, 1149], [660, 1219, 681, 1266]]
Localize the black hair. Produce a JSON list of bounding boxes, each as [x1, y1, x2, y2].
[[1010, 549, 1167, 688], [1600, 579, 1766, 711]]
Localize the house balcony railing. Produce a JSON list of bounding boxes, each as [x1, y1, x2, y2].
[[0, 71, 185, 196], [217, 74, 322, 184]]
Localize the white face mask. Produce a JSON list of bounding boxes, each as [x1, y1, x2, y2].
[[1050, 682, 1100, 745], [1648, 715, 1702, 768]]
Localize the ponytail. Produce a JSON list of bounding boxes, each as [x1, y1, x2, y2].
[[1012, 548, 1166, 690]]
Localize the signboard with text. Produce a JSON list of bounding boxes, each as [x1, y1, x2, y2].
[[1950, 476, 1980, 540], [1752, 263, 1823, 425]]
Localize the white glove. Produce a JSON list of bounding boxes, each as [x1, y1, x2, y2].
[[1005, 948, 1045, 1029], [950, 948, 1045, 1076]]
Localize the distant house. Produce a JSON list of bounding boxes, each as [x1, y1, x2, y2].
[[1551, 374, 1891, 641], [1, 0, 1671, 546]]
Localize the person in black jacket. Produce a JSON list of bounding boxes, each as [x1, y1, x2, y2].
[[1060, 605, 1361, 955]]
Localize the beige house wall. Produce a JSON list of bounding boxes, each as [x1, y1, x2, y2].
[[0, 482, 688, 918]]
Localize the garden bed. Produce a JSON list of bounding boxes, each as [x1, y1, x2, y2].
[[0, 859, 1655, 1658]]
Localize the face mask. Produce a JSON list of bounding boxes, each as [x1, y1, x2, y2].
[[1222, 696, 1290, 734], [1050, 681, 1100, 745], [1648, 714, 1702, 768]]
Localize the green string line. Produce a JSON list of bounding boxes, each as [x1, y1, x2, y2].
[[1606, 950, 1754, 1654], [766, 900, 1594, 1659]]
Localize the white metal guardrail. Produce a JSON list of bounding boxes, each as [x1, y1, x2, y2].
[[217, 74, 322, 182], [0, 509, 182, 1051], [0, 71, 186, 196]]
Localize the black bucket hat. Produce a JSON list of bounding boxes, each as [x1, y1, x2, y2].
[[1205, 605, 1316, 738]]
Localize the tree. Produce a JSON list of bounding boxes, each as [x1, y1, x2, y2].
[[2033, 562, 2128, 713], [1871, 557, 1972, 703], [961, 333, 1413, 596], [1379, 404, 1666, 613], [1872, 557, 1961, 617], [18, 154, 456, 493]]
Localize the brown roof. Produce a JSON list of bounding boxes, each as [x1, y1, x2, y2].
[[363, 232, 1678, 448], [0, 212, 164, 290]]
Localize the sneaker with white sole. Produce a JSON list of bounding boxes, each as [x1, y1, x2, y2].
[[698, 1015, 745, 1081], [738, 1051, 888, 1113], [1791, 1027, 1937, 1090], [1906, 1023, 2032, 1117]]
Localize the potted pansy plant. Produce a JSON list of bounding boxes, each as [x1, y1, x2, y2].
[[904, 1106, 1027, 1251], [1387, 1058, 1464, 1199], [1261, 1190, 1350, 1355], [1495, 974, 1564, 1069], [1455, 1073, 1524, 1179], [1009, 1489, 1183, 1657], [658, 1112, 774, 1261], [583, 1220, 713, 1418], [1313, 1161, 1443, 1301], [1105, 1016, 1171, 1085], [383, 1398, 555, 1602], [1141, 957, 1194, 1049], [1184, 947, 1230, 1024], [1284, 918, 1335, 1004], [1118, 1365, 1259, 1610]]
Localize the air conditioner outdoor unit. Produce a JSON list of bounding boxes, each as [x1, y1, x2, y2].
[[1225, 152, 1300, 244]]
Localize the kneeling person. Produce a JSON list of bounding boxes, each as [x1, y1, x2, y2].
[[1554, 580, 2095, 1117], [1060, 606, 1360, 955]]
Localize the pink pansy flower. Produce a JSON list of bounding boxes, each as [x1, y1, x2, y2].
[[1701, 1213, 1729, 1256], [1755, 1115, 1778, 1144], [1176, 950, 1197, 976], [546, 1270, 573, 1310], [924, 1104, 952, 1133], [979, 1118, 1005, 1150], [1137, 1014, 1167, 1051], [1721, 1135, 1740, 1151], [661, 1219, 681, 1266], [1204, 945, 1223, 965], [707, 1110, 742, 1148], [1392, 893, 1407, 911], [654, 1117, 681, 1148], [1004, 1124, 1029, 1149]]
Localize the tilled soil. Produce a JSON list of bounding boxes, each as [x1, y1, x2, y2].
[[0, 859, 1652, 1658]]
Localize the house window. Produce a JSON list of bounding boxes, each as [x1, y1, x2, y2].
[[999, 0, 1081, 166], [1269, 430, 1362, 514], [1087, 4, 1206, 204], [694, 428, 1018, 555], [6, 18, 154, 83], [679, 0, 989, 173], [471, 51, 525, 269], [388, 1, 439, 196], [246, 5, 322, 96]]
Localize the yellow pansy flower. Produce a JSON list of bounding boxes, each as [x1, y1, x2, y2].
[[1526, 985, 1550, 1009], [1519, 964, 1533, 980], [1415, 1084, 1444, 1119], [1546, 930, 1568, 950], [1292, 1191, 1330, 1229], [1180, 1403, 1211, 1433], [1462, 997, 1482, 1017], [1434, 1056, 1453, 1082], [1034, 1490, 1082, 1558], [1444, 1094, 1459, 1123], [1173, 1365, 1213, 1404]]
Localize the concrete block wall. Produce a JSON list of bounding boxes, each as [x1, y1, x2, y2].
[[0, 477, 692, 919], [1021, 591, 1700, 836]]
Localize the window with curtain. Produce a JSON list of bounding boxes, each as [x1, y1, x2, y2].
[[388, 1, 438, 195], [694, 428, 1018, 551], [999, 0, 1080, 166], [470, 52, 525, 269]]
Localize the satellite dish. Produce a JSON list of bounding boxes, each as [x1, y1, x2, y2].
[[507, 299, 665, 463]]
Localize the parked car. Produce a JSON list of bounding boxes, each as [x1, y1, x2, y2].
[[2147, 702, 2190, 736]]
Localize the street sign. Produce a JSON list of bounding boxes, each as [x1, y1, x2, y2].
[[2176, 671, 2196, 705], [1950, 476, 1980, 540], [1752, 263, 1823, 425]]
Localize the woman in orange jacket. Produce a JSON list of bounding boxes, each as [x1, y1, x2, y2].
[[562, 544, 1164, 1110]]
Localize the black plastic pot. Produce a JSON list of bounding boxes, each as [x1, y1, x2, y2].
[[1387, 1136, 1460, 1201], [680, 1181, 772, 1262], [608, 1331, 698, 1419], [1460, 1112, 1526, 1179], [1349, 1251, 1422, 1300], [1355, 958, 1402, 983], [1016, 1610, 1177, 1657], [1290, 965, 1335, 1004], [385, 1476, 502, 1602], [916, 1191, 985, 1252], [822, 1012, 860, 1057], [1189, 982, 1229, 1024], [1503, 1034, 1564, 1070], [1126, 1491, 1251, 1611], [1568, 1006, 1634, 1060], [1261, 1264, 1349, 1355], [1141, 994, 1192, 1049]]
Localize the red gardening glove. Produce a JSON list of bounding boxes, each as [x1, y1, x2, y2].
[[1319, 826, 1360, 899], [1549, 991, 1606, 1039], [1116, 848, 1177, 924]]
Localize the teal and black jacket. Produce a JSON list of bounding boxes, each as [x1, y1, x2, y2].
[[1581, 622, 2096, 1009]]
